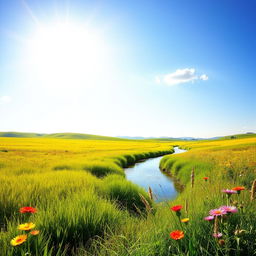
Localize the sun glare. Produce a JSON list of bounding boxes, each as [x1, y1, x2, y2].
[[26, 23, 107, 88]]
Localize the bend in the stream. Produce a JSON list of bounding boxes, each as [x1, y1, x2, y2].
[[125, 147, 187, 202]]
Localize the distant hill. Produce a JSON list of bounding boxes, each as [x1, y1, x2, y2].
[[0, 132, 44, 138], [0, 132, 126, 141], [44, 133, 126, 140], [221, 132, 256, 140], [117, 136, 202, 141], [118, 136, 209, 141], [118, 133, 256, 141], [0, 132, 255, 141]]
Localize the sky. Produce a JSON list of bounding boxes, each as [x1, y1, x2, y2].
[[0, 0, 255, 138]]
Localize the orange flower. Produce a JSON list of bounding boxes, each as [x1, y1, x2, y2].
[[232, 186, 245, 191], [30, 230, 40, 236], [203, 177, 209, 181], [10, 234, 27, 246], [232, 186, 245, 194], [18, 222, 36, 231], [19, 207, 37, 214], [170, 230, 184, 240], [171, 205, 182, 212]]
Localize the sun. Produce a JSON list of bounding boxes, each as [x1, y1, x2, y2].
[[26, 22, 107, 89]]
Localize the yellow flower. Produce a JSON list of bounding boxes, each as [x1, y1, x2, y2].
[[181, 218, 189, 223], [10, 234, 27, 246], [30, 230, 40, 235], [18, 222, 36, 231]]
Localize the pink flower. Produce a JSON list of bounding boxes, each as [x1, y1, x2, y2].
[[204, 216, 214, 221], [213, 232, 223, 238], [222, 189, 237, 194], [220, 206, 238, 213], [209, 208, 227, 216]]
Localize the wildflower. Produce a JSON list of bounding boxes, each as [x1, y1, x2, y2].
[[19, 207, 37, 214], [222, 189, 237, 194], [170, 230, 184, 240], [10, 234, 27, 246], [232, 186, 245, 195], [232, 186, 245, 191], [171, 205, 182, 217], [181, 218, 189, 223], [18, 222, 36, 231], [171, 205, 182, 212], [220, 206, 238, 213], [209, 208, 227, 216], [213, 232, 222, 238], [30, 230, 40, 236], [203, 177, 209, 181], [204, 216, 214, 221]]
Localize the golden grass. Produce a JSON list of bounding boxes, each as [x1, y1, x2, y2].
[[0, 136, 255, 255], [0, 137, 175, 255]]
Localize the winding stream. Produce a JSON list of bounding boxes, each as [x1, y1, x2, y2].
[[125, 147, 187, 202]]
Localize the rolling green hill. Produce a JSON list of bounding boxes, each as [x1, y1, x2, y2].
[[0, 132, 126, 141], [0, 131, 255, 141], [221, 132, 256, 140], [0, 132, 44, 138]]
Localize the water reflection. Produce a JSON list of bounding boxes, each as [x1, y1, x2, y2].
[[125, 147, 186, 202]]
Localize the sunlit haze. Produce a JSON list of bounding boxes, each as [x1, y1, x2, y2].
[[0, 0, 255, 138], [26, 22, 109, 90]]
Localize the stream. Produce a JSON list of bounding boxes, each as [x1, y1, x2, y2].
[[125, 147, 187, 202]]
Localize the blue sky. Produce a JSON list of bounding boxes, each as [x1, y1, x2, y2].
[[0, 0, 255, 137]]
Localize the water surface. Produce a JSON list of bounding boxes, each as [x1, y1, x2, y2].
[[125, 147, 187, 202]]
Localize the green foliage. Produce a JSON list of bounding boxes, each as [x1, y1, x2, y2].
[[36, 192, 123, 248], [83, 162, 125, 177], [102, 175, 153, 214]]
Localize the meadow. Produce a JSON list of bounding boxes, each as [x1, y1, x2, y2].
[[0, 135, 255, 255]]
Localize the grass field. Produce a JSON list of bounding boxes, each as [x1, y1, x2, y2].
[[0, 137, 174, 255], [0, 135, 255, 255]]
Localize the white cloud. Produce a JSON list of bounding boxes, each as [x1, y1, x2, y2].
[[155, 76, 161, 84], [156, 68, 209, 86], [0, 96, 11, 104], [163, 68, 197, 85], [200, 74, 208, 81]]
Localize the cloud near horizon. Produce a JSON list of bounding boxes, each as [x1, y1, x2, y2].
[[0, 96, 11, 104], [156, 68, 208, 86]]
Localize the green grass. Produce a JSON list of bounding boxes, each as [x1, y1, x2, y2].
[[0, 137, 175, 255], [89, 137, 256, 256], [0, 136, 255, 255]]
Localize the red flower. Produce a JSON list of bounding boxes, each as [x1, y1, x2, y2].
[[171, 205, 182, 212], [203, 177, 209, 181], [232, 186, 245, 194], [232, 186, 245, 191], [19, 207, 37, 214], [170, 230, 184, 240]]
